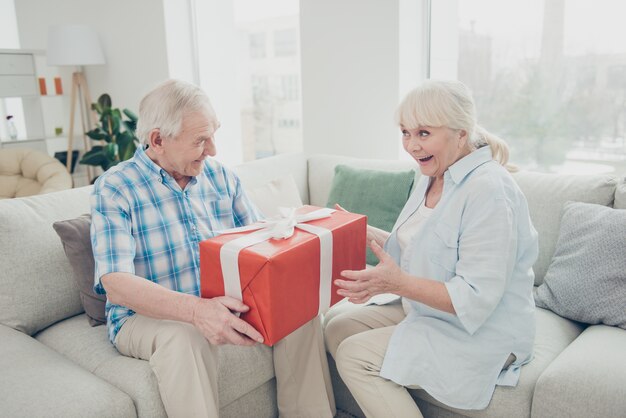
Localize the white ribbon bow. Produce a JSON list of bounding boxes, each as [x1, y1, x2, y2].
[[218, 207, 335, 315]]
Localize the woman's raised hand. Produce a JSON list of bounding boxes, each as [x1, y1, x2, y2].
[[335, 240, 407, 304]]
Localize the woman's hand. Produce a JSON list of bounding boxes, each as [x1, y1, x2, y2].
[[333, 204, 390, 246], [335, 240, 408, 304]]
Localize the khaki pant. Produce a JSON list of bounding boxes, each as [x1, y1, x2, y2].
[[116, 314, 335, 418], [324, 302, 424, 418], [324, 302, 516, 418]]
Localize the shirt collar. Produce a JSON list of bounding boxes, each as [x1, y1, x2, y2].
[[134, 145, 163, 178], [446, 145, 493, 184], [134, 146, 201, 188]]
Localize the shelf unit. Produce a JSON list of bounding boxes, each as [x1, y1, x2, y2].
[[0, 49, 46, 145], [0, 49, 90, 186]]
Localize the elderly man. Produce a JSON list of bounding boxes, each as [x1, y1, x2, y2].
[[91, 79, 334, 418]]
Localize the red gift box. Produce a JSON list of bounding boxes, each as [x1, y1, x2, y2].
[[200, 206, 367, 346]]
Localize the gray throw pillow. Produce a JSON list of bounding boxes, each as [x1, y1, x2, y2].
[[326, 165, 415, 265], [534, 201, 626, 329], [53, 214, 106, 326]]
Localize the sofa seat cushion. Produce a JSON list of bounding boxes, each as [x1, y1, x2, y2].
[[410, 308, 585, 418], [35, 314, 276, 412], [531, 325, 626, 418], [0, 324, 135, 418]]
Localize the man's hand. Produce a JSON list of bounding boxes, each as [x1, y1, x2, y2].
[[192, 296, 264, 346], [335, 240, 408, 304]]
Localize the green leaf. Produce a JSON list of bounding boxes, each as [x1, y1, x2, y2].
[[86, 129, 108, 141], [79, 147, 106, 166], [121, 143, 137, 161], [91, 102, 103, 115], [123, 108, 138, 122], [117, 132, 138, 161], [104, 142, 118, 161], [111, 113, 121, 134], [98, 94, 112, 110], [123, 120, 136, 132], [117, 131, 132, 147]]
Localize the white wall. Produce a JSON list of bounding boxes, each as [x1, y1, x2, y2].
[[0, 0, 20, 49], [14, 0, 170, 115], [162, 0, 196, 84], [300, 0, 401, 159]]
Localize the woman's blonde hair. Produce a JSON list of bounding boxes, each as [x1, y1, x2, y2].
[[396, 80, 512, 168]]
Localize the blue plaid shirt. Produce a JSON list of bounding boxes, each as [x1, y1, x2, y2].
[[91, 146, 260, 343]]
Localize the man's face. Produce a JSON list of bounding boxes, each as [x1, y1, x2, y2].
[[161, 110, 220, 179]]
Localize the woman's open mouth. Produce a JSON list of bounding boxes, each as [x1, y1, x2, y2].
[[417, 155, 433, 163]]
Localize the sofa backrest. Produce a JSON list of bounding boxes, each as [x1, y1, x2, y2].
[[307, 154, 418, 206], [233, 152, 310, 204], [511, 172, 618, 285], [0, 186, 92, 335], [306, 155, 620, 286]]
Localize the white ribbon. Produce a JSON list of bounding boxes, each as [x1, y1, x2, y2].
[[219, 207, 335, 315]]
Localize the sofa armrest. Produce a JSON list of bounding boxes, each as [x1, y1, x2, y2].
[[532, 325, 626, 418], [0, 323, 136, 417]]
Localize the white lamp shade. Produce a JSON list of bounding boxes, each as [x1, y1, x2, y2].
[[47, 24, 106, 66]]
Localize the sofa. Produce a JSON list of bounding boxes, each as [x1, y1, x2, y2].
[[0, 148, 73, 199], [1, 151, 625, 417]]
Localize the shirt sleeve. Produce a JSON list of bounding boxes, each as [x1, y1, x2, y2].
[[444, 188, 517, 335], [90, 181, 136, 294]]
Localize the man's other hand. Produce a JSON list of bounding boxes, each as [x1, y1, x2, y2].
[[192, 296, 264, 346]]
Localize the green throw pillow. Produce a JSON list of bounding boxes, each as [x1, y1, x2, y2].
[[326, 165, 415, 265]]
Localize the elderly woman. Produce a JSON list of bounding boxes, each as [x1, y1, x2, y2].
[[325, 80, 538, 416]]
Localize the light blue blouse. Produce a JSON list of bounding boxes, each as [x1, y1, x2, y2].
[[380, 146, 539, 410]]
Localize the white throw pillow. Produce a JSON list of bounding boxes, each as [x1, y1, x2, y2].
[[245, 174, 303, 218]]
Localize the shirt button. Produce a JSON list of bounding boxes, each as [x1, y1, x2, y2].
[[191, 224, 197, 230], [157, 177, 162, 183]]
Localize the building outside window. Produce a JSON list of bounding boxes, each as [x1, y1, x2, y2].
[[235, 0, 302, 161], [432, 0, 626, 175], [274, 28, 297, 57], [248, 32, 266, 59]]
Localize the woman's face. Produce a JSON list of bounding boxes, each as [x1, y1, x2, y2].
[[401, 125, 469, 179]]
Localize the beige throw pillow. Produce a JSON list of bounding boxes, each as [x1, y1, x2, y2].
[[245, 174, 304, 218]]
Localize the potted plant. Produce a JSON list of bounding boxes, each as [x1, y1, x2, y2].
[[80, 93, 139, 172]]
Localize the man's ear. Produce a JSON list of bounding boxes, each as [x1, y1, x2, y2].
[[148, 129, 163, 152]]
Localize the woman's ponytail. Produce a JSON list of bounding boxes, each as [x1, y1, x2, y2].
[[474, 125, 517, 172]]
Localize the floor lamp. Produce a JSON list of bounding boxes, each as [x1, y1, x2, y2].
[[47, 25, 106, 181]]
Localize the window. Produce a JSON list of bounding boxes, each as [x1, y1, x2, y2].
[[234, 0, 302, 161], [280, 74, 299, 101], [274, 29, 297, 57], [249, 32, 266, 59], [432, 0, 626, 175]]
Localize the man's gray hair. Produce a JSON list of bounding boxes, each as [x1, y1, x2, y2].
[[136, 79, 215, 144]]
